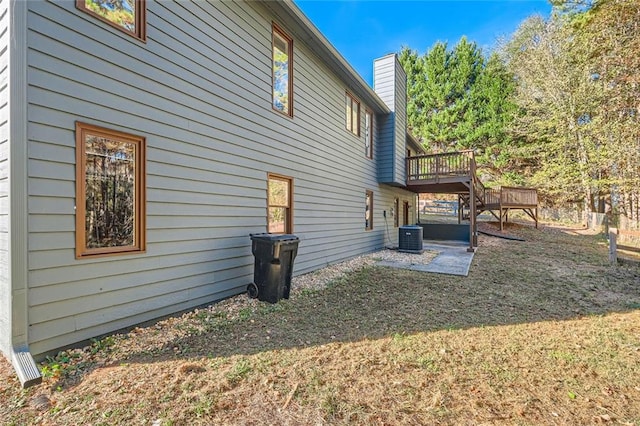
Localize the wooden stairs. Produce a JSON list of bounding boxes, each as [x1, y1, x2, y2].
[[406, 150, 539, 248]]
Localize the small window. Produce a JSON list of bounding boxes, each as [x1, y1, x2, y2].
[[365, 190, 373, 230], [394, 198, 399, 227], [268, 174, 293, 234], [364, 110, 373, 158], [76, 122, 146, 258], [272, 24, 293, 117], [403, 201, 410, 226], [346, 92, 360, 136], [76, 0, 146, 41]]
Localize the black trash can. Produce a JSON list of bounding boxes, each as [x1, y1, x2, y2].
[[248, 233, 299, 303]]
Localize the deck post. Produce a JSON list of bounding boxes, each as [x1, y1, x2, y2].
[[468, 177, 476, 252], [499, 189, 504, 231], [608, 229, 617, 264]]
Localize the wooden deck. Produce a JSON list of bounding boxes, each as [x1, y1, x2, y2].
[[481, 186, 538, 231], [406, 151, 539, 238], [406, 150, 476, 194]]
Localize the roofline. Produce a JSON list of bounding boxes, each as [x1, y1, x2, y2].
[[263, 0, 391, 114], [407, 132, 425, 154]]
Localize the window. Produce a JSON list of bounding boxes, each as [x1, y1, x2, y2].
[[268, 174, 293, 234], [346, 92, 360, 136], [75, 122, 146, 258], [77, 0, 146, 41], [272, 24, 293, 116], [364, 110, 373, 158], [394, 198, 399, 227], [403, 201, 410, 226], [365, 190, 373, 230]]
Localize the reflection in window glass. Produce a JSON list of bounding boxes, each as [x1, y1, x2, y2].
[[346, 95, 352, 132], [85, 136, 136, 248], [365, 110, 373, 158], [268, 174, 293, 234], [76, 122, 145, 258], [273, 26, 293, 116], [346, 93, 360, 136], [77, 0, 146, 40], [85, 0, 136, 32], [365, 190, 373, 230]]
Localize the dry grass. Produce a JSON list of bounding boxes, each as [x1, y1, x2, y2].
[[1, 221, 640, 425]]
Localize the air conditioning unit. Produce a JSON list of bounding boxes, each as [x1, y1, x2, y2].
[[398, 225, 424, 253]]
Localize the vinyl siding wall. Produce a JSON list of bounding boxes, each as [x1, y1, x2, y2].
[[373, 54, 407, 186], [0, 0, 9, 355], [26, 0, 414, 355], [374, 56, 395, 183], [393, 59, 408, 184]]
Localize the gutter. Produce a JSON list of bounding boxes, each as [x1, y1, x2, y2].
[[12, 345, 42, 387], [8, 0, 41, 388], [266, 0, 391, 115]]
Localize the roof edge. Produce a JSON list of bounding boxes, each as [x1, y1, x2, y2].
[[267, 0, 391, 114]]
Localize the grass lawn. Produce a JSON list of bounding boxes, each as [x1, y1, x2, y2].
[[1, 222, 639, 425]]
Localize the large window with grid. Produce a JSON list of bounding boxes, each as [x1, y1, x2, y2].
[[76, 122, 146, 258]]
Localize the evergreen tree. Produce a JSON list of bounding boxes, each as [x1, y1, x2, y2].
[[399, 38, 516, 184]]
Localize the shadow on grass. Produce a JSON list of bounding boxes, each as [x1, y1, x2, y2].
[[122, 222, 640, 366]]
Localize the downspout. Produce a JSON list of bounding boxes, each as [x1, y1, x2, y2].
[[9, 0, 41, 387]]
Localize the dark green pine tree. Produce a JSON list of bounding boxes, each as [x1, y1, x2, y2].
[[399, 38, 518, 184], [399, 38, 485, 153]]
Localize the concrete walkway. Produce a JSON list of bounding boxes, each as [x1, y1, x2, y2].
[[376, 240, 475, 276]]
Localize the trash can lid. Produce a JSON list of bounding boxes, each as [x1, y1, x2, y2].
[[250, 233, 299, 242]]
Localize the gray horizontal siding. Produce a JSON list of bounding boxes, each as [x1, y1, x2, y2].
[[0, 0, 9, 355], [0, 0, 12, 354], [26, 0, 416, 355], [394, 56, 408, 184], [374, 54, 408, 186], [376, 112, 394, 181], [374, 56, 396, 184]]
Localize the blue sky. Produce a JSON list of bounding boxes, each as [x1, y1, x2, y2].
[[294, 1, 552, 84]]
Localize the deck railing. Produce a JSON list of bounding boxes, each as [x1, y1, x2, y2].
[[407, 150, 474, 182], [406, 150, 540, 210], [485, 188, 501, 205], [501, 186, 538, 206], [483, 187, 538, 207]]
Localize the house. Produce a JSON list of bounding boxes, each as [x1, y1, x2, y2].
[[0, 0, 424, 387]]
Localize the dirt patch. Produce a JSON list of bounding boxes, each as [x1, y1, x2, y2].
[[1, 221, 640, 425]]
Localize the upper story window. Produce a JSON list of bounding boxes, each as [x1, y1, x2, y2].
[[76, 0, 146, 41], [76, 122, 146, 258], [272, 24, 293, 117], [268, 173, 293, 234], [364, 109, 373, 158], [346, 92, 360, 136]]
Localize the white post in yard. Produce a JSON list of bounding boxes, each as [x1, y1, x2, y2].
[[608, 228, 617, 264]]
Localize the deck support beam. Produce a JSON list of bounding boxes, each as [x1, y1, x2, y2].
[[405, 152, 539, 248], [468, 178, 476, 252]]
